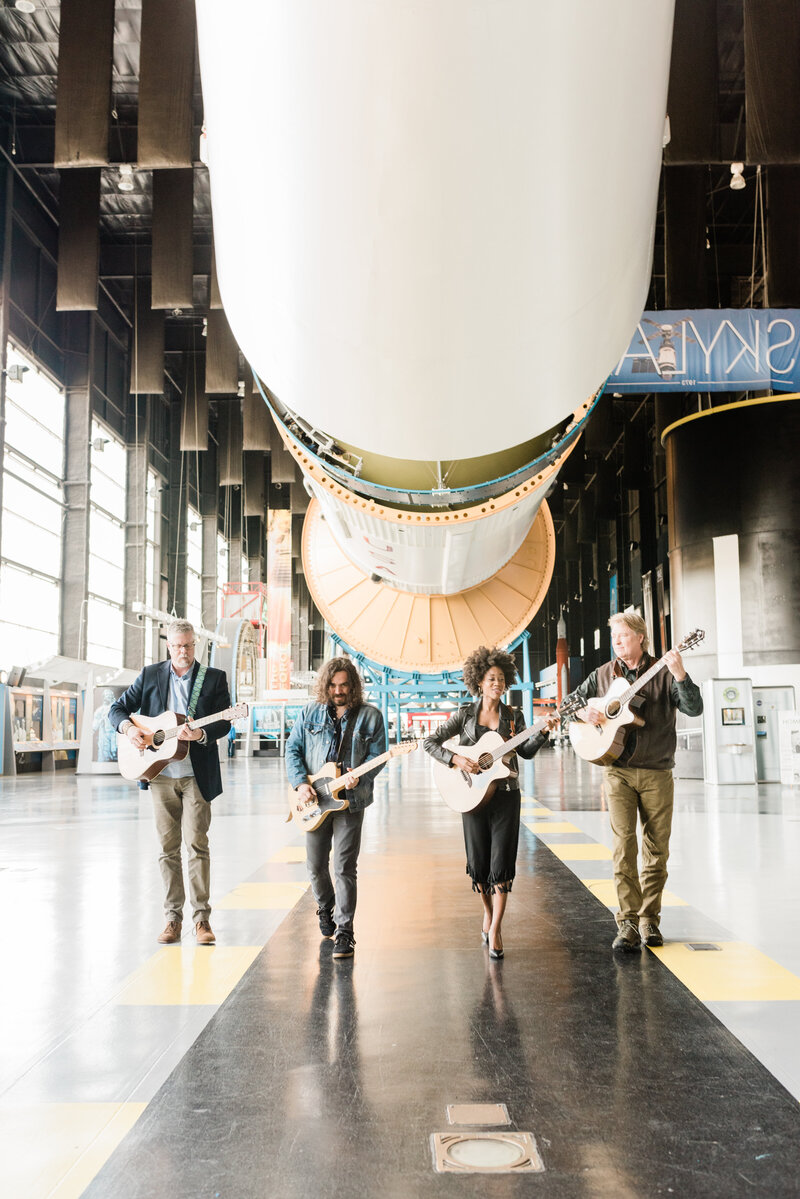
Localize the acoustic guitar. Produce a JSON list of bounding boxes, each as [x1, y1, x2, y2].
[[117, 703, 249, 782], [286, 740, 419, 832], [432, 700, 580, 814], [568, 629, 705, 766]]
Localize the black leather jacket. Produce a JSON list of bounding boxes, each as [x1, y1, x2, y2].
[[423, 700, 549, 790]]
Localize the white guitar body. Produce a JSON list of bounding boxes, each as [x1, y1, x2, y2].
[[431, 732, 518, 814], [568, 676, 645, 766]]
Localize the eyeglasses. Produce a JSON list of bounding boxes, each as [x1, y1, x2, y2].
[[169, 642, 195, 651]]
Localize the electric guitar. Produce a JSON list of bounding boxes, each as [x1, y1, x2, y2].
[[286, 740, 419, 832], [116, 703, 249, 781], [568, 629, 705, 766], [432, 700, 580, 814]]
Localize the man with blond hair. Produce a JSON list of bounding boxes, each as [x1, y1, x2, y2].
[[564, 611, 702, 952], [110, 620, 231, 946]]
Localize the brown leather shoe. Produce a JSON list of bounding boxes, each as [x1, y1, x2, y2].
[[195, 919, 216, 945], [157, 920, 182, 944]]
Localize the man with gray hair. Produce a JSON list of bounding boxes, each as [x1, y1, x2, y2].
[[564, 611, 702, 952], [109, 620, 231, 945]]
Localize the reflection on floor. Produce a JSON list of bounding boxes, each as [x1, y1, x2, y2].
[[1, 745, 799, 1197]]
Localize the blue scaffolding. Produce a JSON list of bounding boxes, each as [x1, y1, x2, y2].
[[328, 629, 539, 741]]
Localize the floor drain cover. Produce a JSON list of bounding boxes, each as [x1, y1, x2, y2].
[[446, 1103, 510, 1126], [431, 1132, 544, 1174], [687, 943, 722, 951]]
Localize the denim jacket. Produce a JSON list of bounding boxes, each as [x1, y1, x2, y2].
[[285, 701, 387, 812]]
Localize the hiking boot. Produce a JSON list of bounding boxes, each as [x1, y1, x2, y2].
[[612, 919, 641, 952], [639, 920, 663, 947], [332, 932, 355, 960], [157, 920, 182, 944], [317, 906, 336, 938], [195, 919, 216, 945]]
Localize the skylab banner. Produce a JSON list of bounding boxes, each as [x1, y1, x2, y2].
[[609, 310, 800, 393]]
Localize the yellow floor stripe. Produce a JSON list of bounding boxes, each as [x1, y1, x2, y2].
[[651, 943, 800, 1002], [537, 841, 612, 861], [525, 820, 583, 834], [217, 880, 309, 909], [116, 946, 262, 1006], [268, 844, 307, 863], [582, 879, 688, 908], [0, 1101, 146, 1199]]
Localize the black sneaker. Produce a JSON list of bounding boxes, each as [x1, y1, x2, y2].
[[639, 920, 663, 947], [332, 932, 355, 960], [612, 919, 642, 952], [316, 906, 336, 938]]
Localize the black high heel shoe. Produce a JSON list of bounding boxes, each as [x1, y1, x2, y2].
[[481, 930, 489, 945], [489, 944, 504, 960]]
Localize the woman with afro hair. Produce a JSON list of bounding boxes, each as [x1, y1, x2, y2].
[[424, 645, 557, 958]]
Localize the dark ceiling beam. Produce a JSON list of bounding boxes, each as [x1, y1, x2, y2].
[[665, 0, 719, 165], [54, 0, 115, 167], [56, 168, 100, 310], [138, 0, 196, 168], [98, 244, 213, 279]]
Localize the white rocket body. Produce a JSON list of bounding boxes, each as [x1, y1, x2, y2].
[[195, 2, 675, 665]]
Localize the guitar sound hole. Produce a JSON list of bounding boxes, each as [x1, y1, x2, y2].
[[152, 730, 165, 747], [477, 754, 493, 771], [605, 701, 620, 719]]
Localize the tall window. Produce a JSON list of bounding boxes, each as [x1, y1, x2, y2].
[[144, 470, 162, 665], [0, 344, 65, 666], [186, 505, 202, 628], [217, 531, 228, 621], [87, 420, 126, 666]]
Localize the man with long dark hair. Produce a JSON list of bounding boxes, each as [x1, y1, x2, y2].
[[286, 657, 386, 959]]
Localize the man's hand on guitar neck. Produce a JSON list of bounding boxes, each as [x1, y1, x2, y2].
[[177, 724, 204, 742], [663, 648, 687, 681]]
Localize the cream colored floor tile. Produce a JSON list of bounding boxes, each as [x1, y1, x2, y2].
[[581, 879, 688, 908], [653, 942, 800, 1002], [217, 880, 309, 909], [268, 844, 307, 863], [544, 842, 613, 861], [525, 820, 582, 834], [116, 946, 262, 1006], [0, 1101, 145, 1199]]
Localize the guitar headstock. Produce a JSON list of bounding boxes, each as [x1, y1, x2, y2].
[[676, 629, 705, 653], [558, 695, 583, 719], [390, 739, 420, 757], [230, 702, 249, 719]]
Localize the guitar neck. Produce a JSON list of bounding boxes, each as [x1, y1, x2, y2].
[[328, 745, 409, 793], [487, 716, 549, 763], [617, 656, 669, 707], [162, 708, 233, 742]]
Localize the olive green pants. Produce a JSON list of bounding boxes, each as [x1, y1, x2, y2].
[[603, 765, 674, 926]]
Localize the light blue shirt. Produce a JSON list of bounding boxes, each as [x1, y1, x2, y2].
[[160, 665, 196, 779]]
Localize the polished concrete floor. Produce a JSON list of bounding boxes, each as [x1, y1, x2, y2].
[[2, 745, 800, 1197]]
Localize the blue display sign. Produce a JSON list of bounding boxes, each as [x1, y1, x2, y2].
[[609, 310, 800, 392]]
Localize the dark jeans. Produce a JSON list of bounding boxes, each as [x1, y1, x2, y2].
[[305, 807, 365, 934]]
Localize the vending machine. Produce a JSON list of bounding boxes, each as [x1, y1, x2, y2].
[[701, 678, 757, 786], [753, 685, 796, 783]]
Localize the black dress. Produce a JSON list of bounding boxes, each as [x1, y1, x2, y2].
[[423, 701, 549, 894]]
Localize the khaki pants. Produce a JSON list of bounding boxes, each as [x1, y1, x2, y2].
[[603, 765, 674, 926], [149, 775, 212, 924]]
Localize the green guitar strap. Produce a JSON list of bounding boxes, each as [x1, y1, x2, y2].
[[186, 664, 207, 722]]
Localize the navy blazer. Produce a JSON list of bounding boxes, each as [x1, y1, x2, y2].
[[108, 660, 231, 801]]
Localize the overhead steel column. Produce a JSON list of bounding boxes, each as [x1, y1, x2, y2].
[[123, 397, 150, 668], [200, 439, 218, 632], [61, 314, 94, 658], [165, 396, 188, 618]]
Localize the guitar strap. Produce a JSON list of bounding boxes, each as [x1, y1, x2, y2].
[[186, 665, 207, 722], [336, 706, 360, 772]]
